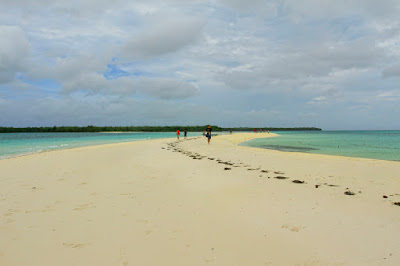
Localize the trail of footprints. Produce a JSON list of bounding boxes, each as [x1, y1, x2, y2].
[[162, 139, 400, 207]]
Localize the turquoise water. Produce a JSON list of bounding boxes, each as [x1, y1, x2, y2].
[[241, 131, 400, 162], [0, 132, 205, 159]]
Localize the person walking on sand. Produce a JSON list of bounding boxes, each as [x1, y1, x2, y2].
[[176, 129, 180, 140], [205, 125, 212, 144]]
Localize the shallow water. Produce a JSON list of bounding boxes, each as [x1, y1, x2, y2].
[[0, 132, 205, 159], [241, 131, 400, 161]]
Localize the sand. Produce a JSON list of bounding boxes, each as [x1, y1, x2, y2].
[[0, 133, 399, 266]]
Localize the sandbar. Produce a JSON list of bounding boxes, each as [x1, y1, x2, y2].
[[0, 133, 399, 265]]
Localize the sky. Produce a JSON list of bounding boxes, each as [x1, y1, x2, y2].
[[0, 0, 400, 130]]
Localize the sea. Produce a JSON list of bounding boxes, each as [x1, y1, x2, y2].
[[0, 131, 205, 160], [240, 130, 400, 162], [1, 131, 399, 162]]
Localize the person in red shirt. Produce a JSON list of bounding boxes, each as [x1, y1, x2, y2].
[[176, 129, 180, 140]]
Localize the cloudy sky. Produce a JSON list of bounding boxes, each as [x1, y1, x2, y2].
[[1, 0, 400, 130]]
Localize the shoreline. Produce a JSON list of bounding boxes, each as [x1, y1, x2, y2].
[[1, 133, 400, 265], [3, 131, 400, 163], [0, 138, 163, 161]]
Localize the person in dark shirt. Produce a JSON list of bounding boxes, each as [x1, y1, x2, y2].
[[205, 125, 212, 144], [184, 129, 187, 138]]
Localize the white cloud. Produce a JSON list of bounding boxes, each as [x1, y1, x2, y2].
[[376, 90, 400, 101], [121, 17, 205, 59], [382, 64, 400, 78], [136, 78, 199, 99], [0, 26, 29, 83]]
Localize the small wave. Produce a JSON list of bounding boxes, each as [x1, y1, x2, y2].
[[48, 144, 69, 148]]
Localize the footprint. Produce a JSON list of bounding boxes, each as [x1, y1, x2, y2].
[[119, 248, 129, 266], [73, 203, 95, 211], [63, 242, 89, 249], [281, 224, 304, 232]]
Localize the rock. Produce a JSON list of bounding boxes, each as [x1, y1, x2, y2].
[[261, 170, 269, 173], [274, 176, 288, 180], [224, 167, 231, 170], [383, 195, 388, 198], [344, 191, 356, 196], [315, 185, 319, 188], [292, 180, 304, 184], [393, 202, 400, 206]]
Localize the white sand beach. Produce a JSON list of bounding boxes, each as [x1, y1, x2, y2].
[[1, 133, 399, 265]]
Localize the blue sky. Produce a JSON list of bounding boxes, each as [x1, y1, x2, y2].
[[0, 0, 400, 129]]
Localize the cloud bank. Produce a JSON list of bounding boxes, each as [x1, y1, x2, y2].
[[1, 0, 400, 129]]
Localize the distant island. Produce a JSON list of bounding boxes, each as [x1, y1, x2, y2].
[[0, 126, 321, 133]]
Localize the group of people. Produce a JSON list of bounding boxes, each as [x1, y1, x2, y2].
[[176, 125, 213, 144], [253, 129, 270, 133], [175, 129, 187, 140]]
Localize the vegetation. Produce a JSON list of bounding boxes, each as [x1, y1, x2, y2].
[[0, 126, 321, 133]]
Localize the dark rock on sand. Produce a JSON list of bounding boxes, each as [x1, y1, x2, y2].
[[383, 195, 388, 198], [393, 202, 400, 206], [224, 167, 231, 170], [292, 180, 304, 184], [261, 170, 269, 173], [274, 176, 288, 180], [344, 191, 356, 196]]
